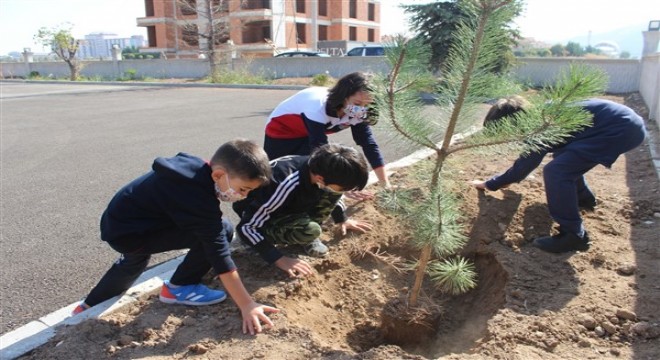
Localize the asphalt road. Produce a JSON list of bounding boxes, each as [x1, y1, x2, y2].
[[0, 81, 421, 334]]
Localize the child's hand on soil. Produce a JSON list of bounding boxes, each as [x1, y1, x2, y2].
[[242, 301, 279, 335], [470, 180, 488, 190], [344, 189, 374, 201], [339, 219, 373, 235], [470, 180, 510, 191], [275, 256, 314, 277]]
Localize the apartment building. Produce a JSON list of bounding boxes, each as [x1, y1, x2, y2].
[[136, 0, 381, 58], [77, 33, 146, 59]]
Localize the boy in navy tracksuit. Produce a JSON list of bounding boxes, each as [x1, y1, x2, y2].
[[74, 139, 278, 335], [472, 98, 646, 253], [233, 143, 373, 277]]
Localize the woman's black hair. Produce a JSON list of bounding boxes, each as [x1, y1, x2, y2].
[[308, 143, 369, 191], [326, 72, 372, 112]]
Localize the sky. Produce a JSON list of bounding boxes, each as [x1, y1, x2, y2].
[[0, 0, 657, 55]]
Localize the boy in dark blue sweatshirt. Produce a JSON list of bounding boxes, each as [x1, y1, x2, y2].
[[472, 98, 647, 254], [74, 139, 278, 335]]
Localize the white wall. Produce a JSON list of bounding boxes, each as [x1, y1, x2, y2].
[[512, 58, 641, 94], [0, 57, 647, 95], [639, 53, 660, 123]]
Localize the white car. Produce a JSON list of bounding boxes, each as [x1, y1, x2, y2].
[[345, 46, 386, 56]]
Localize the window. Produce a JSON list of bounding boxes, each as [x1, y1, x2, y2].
[[346, 47, 363, 56], [211, 0, 229, 12], [145, 0, 155, 17], [349, 0, 357, 18], [365, 47, 384, 56], [318, 0, 327, 16], [349, 26, 357, 41], [368, 3, 375, 21], [180, 0, 196, 15], [296, 0, 305, 14], [368, 28, 375, 42], [262, 26, 271, 41], [318, 25, 328, 41], [212, 23, 230, 45], [296, 23, 306, 43], [182, 24, 199, 46], [147, 26, 156, 47]]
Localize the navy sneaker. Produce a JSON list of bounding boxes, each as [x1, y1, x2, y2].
[[578, 196, 597, 212], [159, 281, 227, 306], [533, 231, 590, 253]]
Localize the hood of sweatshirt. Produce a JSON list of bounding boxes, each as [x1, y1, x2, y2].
[[152, 152, 213, 187]]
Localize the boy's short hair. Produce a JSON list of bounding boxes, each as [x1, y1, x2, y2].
[[211, 139, 271, 184], [483, 96, 529, 127], [308, 143, 369, 191]]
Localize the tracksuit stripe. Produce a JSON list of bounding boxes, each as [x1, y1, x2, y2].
[[242, 171, 301, 245]]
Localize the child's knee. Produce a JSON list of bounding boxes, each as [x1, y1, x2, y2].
[[289, 221, 322, 245], [304, 221, 322, 239]]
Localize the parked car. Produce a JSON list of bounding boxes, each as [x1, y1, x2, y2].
[[275, 51, 331, 58], [345, 46, 386, 56]]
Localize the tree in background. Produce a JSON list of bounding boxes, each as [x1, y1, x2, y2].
[[565, 41, 585, 56], [122, 46, 161, 60], [177, 0, 232, 82], [403, 0, 522, 73], [33, 24, 81, 81], [550, 43, 565, 56]]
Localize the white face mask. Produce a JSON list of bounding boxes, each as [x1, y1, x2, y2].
[[316, 181, 343, 195], [215, 175, 245, 203], [344, 104, 368, 120]]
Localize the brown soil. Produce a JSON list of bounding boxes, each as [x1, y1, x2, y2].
[[21, 94, 660, 359]]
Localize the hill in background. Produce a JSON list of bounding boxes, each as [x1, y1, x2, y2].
[[565, 21, 650, 58]]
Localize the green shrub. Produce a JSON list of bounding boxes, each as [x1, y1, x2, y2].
[[208, 69, 268, 85], [311, 72, 332, 86], [119, 68, 140, 81]]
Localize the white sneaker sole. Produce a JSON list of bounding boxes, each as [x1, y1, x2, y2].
[[159, 292, 227, 306]]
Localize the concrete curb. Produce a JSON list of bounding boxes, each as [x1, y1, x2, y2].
[[0, 257, 183, 360], [645, 114, 660, 182]]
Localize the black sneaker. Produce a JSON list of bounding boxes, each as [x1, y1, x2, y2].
[[578, 197, 597, 212], [532, 231, 590, 253]]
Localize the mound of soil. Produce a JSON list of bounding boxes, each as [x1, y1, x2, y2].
[[21, 94, 659, 359]]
